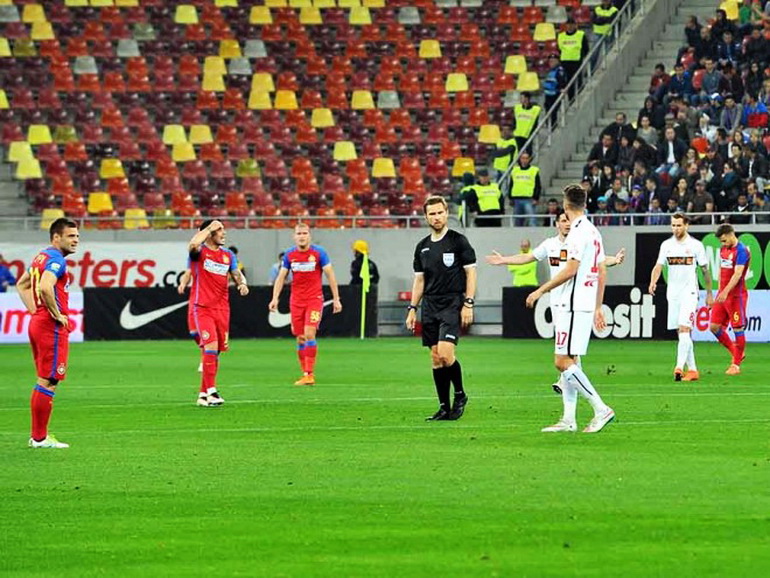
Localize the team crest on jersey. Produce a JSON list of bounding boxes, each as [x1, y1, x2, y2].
[[308, 254, 317, 262], [57, 363, 66, 375], [223, 255, 229, 264], [202, 330, 210, 341], [443, 253, 455, 267]]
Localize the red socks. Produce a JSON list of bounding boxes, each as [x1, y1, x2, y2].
[[304, 340, 317, 375], [714, 328, 735, 358], [733, 331, 746, 365], [201, 350, 218, 393], [31, 385, 54, 442], [297, 343, 306, 373]]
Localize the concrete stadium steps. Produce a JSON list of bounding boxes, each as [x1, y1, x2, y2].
[[549, 0, 720, 193]]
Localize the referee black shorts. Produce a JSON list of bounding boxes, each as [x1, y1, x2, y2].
[[421, 295, 462, 348]]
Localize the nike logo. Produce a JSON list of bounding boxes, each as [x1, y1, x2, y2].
[[120, 300, 188, 330], [268, 299, 334, 329]]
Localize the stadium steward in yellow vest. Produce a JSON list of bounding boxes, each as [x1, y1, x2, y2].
[[507, 239, 539, 287], [513, 92, 542, 152], [510, 151, 542, 227]]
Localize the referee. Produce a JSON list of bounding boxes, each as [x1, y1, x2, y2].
[[406, 195, 477, 421]]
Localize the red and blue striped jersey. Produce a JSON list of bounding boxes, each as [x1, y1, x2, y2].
[[282, 245, 330, 302], [719, 242, 750, 297], [190, 245, 238, 308], [29, 247, 69, 318]]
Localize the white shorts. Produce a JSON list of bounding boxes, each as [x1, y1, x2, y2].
[[554, 310, 593, 357], [667, 293, 698, 330]]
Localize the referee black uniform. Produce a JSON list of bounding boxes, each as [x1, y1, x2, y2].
[[412, 229, 477, 419]]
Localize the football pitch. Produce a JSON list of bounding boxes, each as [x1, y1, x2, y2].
[[1, 337, 769, 577]]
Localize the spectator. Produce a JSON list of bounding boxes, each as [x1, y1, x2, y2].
[[269, 251, 292, 285], [696, 113, 718, 142], [586, 162, 603, 195], [666, 196, 684, 216], [744, 37, 768, 79], [593, 196, 612, 226], [630, 159, 653, 190], [694, 25, 718, 63], [645, 197, 667, 225], [636, 115, 659, 147], [714, 128, 731, 159], [350, 240, 380, 285], [465, 168, 505, 227], [645, 175, 668, 208], [638, 96, 666, 130], [601, 112, 636, 144], [696, 58, 723, 106], [730, 192, 752, 223], [543, 54, 567, 128], [599, 163, 616, 194], [748, 128, 769, 156], [491, 124, 518, 184], [606, 177, 630, 204], [741, 92, 769, 128], [543, 197, 561, 227], [611, 197, 633, 225], [676, 100, 700, 136], [616, 135, 635, 173], [688, 179, 715, 223], [758, 77, 770, 107], [714, 160, 742, 212], [711, 9, 738, 43], [629, 184, 647, 222], [730, 143, 746, 175], [664, 112, 688, 143], [656, 126, 688, 179], [587, 133, 618, 168], [509, 151, 542, 227], [704, 93, 724, 124], [672, 176, 693, 208], [719, 93, 743, 131], [664, 63, 694, 105], [649, 63, 671, 97], [557, 17, 590, 98], [719, 65, 744, 102], [680, 16, 702, 60], [743, 145, 769, 191], [0, 254, 16, 292], [631, 137, 657, 169], [750, 185, 770, 223], [716, 30, 742, 70]]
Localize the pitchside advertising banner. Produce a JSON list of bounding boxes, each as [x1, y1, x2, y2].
[[0, 292, 84, 344], [84, 286, 377, 340], [502, 286, 770, 342]]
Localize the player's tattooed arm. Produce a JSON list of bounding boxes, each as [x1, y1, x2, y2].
[[230, 268, 249, 296], [701, 264, 714, 306], [16, 270, 35, 314]]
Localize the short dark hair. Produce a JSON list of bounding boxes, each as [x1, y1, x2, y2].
[[563, 184, 586, 209], [228, 245, 239, 254], [671, 212, 689, 224], [199, 219, 213, 231], [716, 223, 734, 237], [49, 217, 78, 240], [423, 194, 448, 215]]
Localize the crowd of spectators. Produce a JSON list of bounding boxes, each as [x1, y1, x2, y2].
[[580, 2, 770, 225]]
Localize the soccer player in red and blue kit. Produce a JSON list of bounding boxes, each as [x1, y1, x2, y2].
[[269, 223, 342, 385], [188, 220, 249, 406], [709, 224, 750, 375], [16, 218, 79, 448]]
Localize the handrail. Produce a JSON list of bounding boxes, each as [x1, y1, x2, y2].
[[498, 0, 647, 195]]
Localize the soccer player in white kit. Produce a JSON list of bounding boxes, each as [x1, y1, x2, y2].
[[525, 186, 615, 433], [486, 209, 625, 393], [648, 213, 713, 381]]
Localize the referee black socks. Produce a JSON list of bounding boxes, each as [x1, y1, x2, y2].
[[447, 360, 464, 396], [432, 367, 451, 411]]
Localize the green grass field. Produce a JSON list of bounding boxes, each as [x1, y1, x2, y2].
[[1, 337, 769, 577]]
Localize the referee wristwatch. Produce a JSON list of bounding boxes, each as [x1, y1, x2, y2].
[[407, 304, 418, 312], [463, 297, 475, 308]]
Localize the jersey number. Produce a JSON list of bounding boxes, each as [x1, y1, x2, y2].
[[591, 240, 601, 273], [29, 267, 42, 304], [556, 331, 568, 347]]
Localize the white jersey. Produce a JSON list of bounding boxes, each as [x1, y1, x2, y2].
[[656, 234, 708, 300], [532, 235, 569, 307], [558, 215, 605, 312]]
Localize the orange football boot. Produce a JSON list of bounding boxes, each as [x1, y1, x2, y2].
[[682, 370, 699, 381], [294, 374, 315, 386], [725, 364, 741, 376]]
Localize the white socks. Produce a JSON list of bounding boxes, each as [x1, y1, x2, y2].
[[676, 332, 692, 370], [562, 364, 607, 415], [561, 379, 578, 424]]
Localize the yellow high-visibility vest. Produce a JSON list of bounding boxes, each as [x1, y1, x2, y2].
[[476, 183, 503, 212], [593, 6, 618, 36], [493, 138, 518, 171], [508, 260, 538, 287], [510, 165, 539, 198], [513, 104, 541, 139], [558, 30, 585, 62]]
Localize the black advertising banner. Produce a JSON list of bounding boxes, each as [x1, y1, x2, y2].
[[84, 286, 378, 340], [502, 286, 668, 339], [635, 232, 770, 290]]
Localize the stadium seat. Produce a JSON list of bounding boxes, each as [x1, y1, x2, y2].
[[372, 158, 396, 178], [100, 159, 126, 179], [505, 55, 528, 75], [189, 125, 214, 145], [333, 141, 358, 161], [451, 157, 475, 177], [173, 143, 197, 162], [41, 209, 66, 230], [517, 72, 541, 92], [124, 208, 150, 229], [16, 158, 43, 180], [478, 124, 502, 144], [8, 141, 33, 164], [445, 73, 469, 93], [27, 125, 53, 146], [163, 125, 188, 146], [88, 192, 114, 214]]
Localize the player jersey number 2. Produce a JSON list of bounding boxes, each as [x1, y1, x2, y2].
[[591, 239, 601, 273]]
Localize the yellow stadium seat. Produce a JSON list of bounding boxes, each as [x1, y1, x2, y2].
[[251, 73, 275, 92], [202, 73, 225, 92], [349, 6, 371, 25], [719, 0, 739, 20], [248, 91, 272, 109], [249, 6, 272, 24], [299, 7, 323, 25], [311, 108, 335, 128], [505, 55, 527, 75], [115, 0, 140, 6], [21, 4, 46, 23], [88, 192, 114, 214], [265, 0, 287, 6], [100, 159, 126, 179], [31, 21, 55, 41], [333, 141, 357, 161], [0, 89, 8, 109], [152, 208, 177, 229], [274, 90, 298, 110], [174, 5, 199, 24], [172, 142, 196, 162], [533, 22, 556, 42], [189, 124, 214, 145], [162, 125, 187, 145], [203, 56, 227, 75], [419, 40, 441, 59], [13, 39, 37, 57], [27, 124, 52, 145], [0, 39, 10, 58], [64, 0, 88, 6], [8, 141, 33, 163], [41, 209, 66, 230], [53, 125, 78, 143], [371, 157, 395, 178], [351, 90, 375, 109], [219, 39, 241, 59], [338, 0, 360, 6], [517, 72, 541, 92], [363, 0, 384, 6], [313, 0, 336, 6], [214, 0, 238, 6], [478, 124, 501, 144], [445, 73, 469, 93], [124, 208, 150, 229], [235, 158, 260, 177], [451, 157, 475, 177], [289, 0, 312, 6], [90, 0, 115, 6]]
